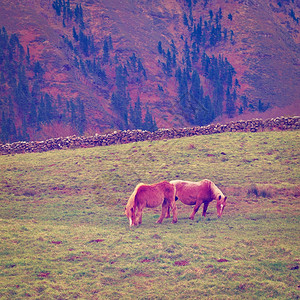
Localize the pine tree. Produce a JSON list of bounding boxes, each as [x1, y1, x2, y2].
[[143, 106, 157, 132], [44, 93, 53, 122], [38, 95, 46, 124], [158, 41, 163, 54], [108, 35, 113, 49], [183, 13, 189, 27], [230, 30, 234, 44], [70, 100, 77, 125], [26, 46, 30, 64], [201, 51, 210, 76], [29, 100, 38, 126], [79, 30, 89, 56], [129, 53, 137, 71], [213, 80, 224, 117], [184, 40, 192, 73], [170, 39, 177, 56], [176, 68, 189, 110], [195, 95, 214, 126], [34, 61, 44, 79], [191, 42, 199, 62], [137, 59, 146, 79], [258, 99, 270, 112], [226, 87, 235, 118], [8, 96, 14, 119], [15, 65, 30, 113], [18, 43, 25, 62], [73, 27, 79, 41], [210, 25, 216, 46], [111, 65, 129, 127], [218, 8, 223, 20], [1, 111, 8, 142], [52, 0, 61, 16], [165, 49, 172, 76], [103, 39, 109, 63], [21, 116, 30, 141], [130, 97, 142, 129], [76, 98, 86, 135], [189, 70, 203, 123]]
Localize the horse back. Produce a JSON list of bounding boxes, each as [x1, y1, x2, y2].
[[136, 181, 175, 208], [171, 179, 212, 204]]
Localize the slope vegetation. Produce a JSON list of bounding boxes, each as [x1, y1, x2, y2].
[[0, 0, 299, 142]]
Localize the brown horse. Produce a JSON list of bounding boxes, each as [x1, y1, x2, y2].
[[125, 181, 178, 226], [169, 179, 227, 220]]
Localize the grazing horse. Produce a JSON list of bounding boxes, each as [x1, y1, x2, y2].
[[169, 179, 227, 220], [125, 181, 178, 227]]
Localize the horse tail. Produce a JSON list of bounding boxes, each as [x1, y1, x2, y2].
[[171, 183, 177, 201], [129, 183, 144, 207], [169, 182, 178, 223]]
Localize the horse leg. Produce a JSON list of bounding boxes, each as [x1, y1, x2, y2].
[[189, 202, 202, 220], [157, 199, 168, 223], [165, 206, 171, 218], [202, 202, 209, 217], [170, 200, 178, 223]]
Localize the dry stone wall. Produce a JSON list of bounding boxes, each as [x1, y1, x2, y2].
[[0, 116, 299, 155]]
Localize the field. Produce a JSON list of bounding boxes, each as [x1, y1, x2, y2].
[[0, 131, 299, 299]]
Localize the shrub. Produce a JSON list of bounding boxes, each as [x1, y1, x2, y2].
[[247, 184, 259, 197], [247, 184, 272, 198]]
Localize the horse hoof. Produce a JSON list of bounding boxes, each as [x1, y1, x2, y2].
[[172, 220, 178, 224]]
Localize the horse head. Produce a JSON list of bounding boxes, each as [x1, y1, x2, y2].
[[125, 206, 136, 226], [216, 195, 227, 218]]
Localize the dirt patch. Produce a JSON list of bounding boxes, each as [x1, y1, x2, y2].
[[89, 239, 104, 243], [38, 272, 50, 278], [217, 258, 229, 262], [132, 273, 150, 277], [151, 234, 161, 239], [174, 260, 189, 266], [140, 258, 155, 263]]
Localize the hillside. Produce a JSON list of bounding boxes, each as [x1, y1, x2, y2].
[[0, 0, 299, 142], [0, 130, 299, 298]]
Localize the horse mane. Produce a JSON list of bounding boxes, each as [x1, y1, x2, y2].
[[209, 180, 224, 199], [127, 183, 145, 209]]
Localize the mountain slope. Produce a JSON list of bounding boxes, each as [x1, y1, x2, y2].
[[0, 0, 299, 142]]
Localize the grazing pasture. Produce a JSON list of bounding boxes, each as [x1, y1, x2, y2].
[[0, 131, 299, 299]]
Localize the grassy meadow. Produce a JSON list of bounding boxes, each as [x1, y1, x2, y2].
[[0, 131, 299, 299]]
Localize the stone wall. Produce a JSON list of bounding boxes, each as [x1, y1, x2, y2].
[[0, 116, 299, 155]]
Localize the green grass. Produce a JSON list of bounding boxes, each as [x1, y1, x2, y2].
[[0, 131, 299, 299]]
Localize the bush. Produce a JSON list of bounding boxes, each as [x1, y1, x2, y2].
[[247, 184, 259, 197], [247, 184, 272, 198]]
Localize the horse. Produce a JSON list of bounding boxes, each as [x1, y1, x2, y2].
[[169, 179, 227, 220], [125, 181, 178, 226]]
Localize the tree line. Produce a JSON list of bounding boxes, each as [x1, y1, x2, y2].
[[52, 0, 155, 133], [157, 5, 243, 126], [0, 0, 158, 143], [110, 64, 157, 132], [0, 27, 86, 143]]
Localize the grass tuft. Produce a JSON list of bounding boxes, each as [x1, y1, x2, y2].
[[247, 184, 273, 198]]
